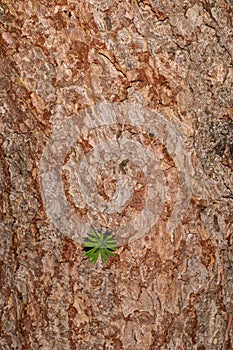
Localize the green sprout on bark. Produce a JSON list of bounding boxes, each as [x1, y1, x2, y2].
[[83, 227, 117, 263]]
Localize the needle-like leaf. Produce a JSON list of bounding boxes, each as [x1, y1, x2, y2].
[[83, 227, 117, 263]]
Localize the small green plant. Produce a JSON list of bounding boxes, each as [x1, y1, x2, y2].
[[83, 227, 117, 263]]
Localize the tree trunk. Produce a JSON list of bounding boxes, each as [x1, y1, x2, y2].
[[1, 0, 232, 349]]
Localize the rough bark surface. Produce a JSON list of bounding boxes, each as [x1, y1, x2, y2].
[[0, 0, 232, 349]]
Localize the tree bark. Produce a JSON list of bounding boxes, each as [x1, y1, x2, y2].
[[0, 0, 232, 349]]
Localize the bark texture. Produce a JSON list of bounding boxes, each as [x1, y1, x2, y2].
[[0, 0, 233, 349]]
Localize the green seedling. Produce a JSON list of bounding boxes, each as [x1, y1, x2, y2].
[[83, 227, 117, 263]]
